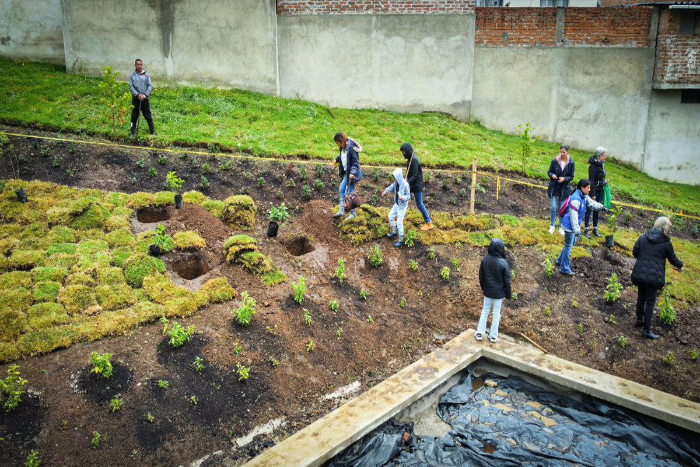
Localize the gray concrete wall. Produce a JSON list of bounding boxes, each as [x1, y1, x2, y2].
[[643, 90, 700, 185], [0, 0, 65, 64], [277, 14, 475, 121], [60, 0, 278, 93], [471, 47, 655, 168]]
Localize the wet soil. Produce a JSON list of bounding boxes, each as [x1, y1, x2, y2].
[[0, 127, 698, 467]]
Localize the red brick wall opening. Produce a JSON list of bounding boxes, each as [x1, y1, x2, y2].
[[654, 9, 700, 87], [277, 0, 475, 15]]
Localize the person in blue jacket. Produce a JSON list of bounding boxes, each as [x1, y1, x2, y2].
[[381, 168, 411, 247], [333, 133, 363, 220], [556, 179, 608, 276], [547, 144, 575, 235]]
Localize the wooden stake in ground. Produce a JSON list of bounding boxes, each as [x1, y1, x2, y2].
[[470, 158, 477, 215], [519, 332, 549, 354]]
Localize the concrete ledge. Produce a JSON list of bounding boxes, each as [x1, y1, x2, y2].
[[243, 329, 700, 467]]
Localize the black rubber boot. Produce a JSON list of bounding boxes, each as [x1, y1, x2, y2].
[[583, 228, 591, 239], [642, 328, 659, 339], [593, 228, 602, 238]]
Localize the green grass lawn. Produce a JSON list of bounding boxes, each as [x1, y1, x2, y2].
[[1, 59, 698, 215]]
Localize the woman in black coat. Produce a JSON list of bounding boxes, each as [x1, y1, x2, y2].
[[546, 144, 575, 235], [630, 216, 683, 339], [401, 143, 433, 231], [584, 147, 609, 238]]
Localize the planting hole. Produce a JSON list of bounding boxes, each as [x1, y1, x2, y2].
[[283, 236, 315, 256], [136, 207, 170, 223], [169, 253, 210, 280]]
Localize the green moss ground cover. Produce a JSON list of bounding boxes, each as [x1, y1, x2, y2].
[[0, 59, 698, 214], [0, 180, 236, 362]]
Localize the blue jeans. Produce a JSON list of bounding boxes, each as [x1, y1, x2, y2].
[[338, 176, 355, 213], [413, 191, 431, 223], [556, 230, 577, 273], [388, 204, 407, 237], [549, 195, 562, 227], [477, 297, 503, 340]]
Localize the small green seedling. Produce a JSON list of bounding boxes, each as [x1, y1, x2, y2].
[[157, 380, 169, 389], [617, 336, 628, 349], [337, 328, 343, 339], [664, 352, 676, 366], [658, 289, 677, 325], [302, 185, 312, 200], [336, 258, 346, 284], [450, 258, 460, 269], [314, 178, 324, 190], [572, 297, 578, 309], [234, 292, 257, 326], [399, 297, 406, 309], [233, 342, 243, 355], [236, 363, 250, 382], [91, 431, 101, 449], [367, 245, 383, 267], [90, 352, 113, 379], [193, 356, 205, 373], [165, 171, 184, 193], [367, 315, 374, 324], [543, 256, 554, 279], [292, 277, 306, 305], [25, 449, 41, 467], [266, 325, 278, 335], [510, 269, 516, 279], [689, 349, 698, 361], [109, 395, 122, 413], [303, 309, 312, 325], [440, 267, 450, 281], [604, 273, 623, 304], [544, 306, 551, 317], [0, 365, 28, 412], [359, 289, 368, 300], [512, 292, 519, 300], [404, 229, 417, 248], [189, 395, 198, 406], [608, 314, 617, 325], [427, 246, 436, 260], [257, 177, 265, 187], [329, 300, 339, 312], [306, 339, 315, 352], [408, 260, 418, 272], [268, 357, 279, 368], [146, 412, 155, 423], [161, 318, 195, 348], [577, 323, 584, 333]]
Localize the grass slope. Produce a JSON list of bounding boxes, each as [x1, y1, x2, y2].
[[0, 59, 698, 215]]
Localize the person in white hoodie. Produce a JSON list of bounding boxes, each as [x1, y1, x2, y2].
[[381, 168, 411, 247]]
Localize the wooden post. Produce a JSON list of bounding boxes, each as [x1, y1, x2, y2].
[[496, 177, 500, 201], [470, 158, 477, 215]]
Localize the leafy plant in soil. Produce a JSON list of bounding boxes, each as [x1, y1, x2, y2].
[[408, 260, 418, 272], [337, 328, 343, 339], [109, 395, 123, 412], [336, 258, 346, 284], [617, 336, 628, 349], [367, 245, 383, 267], [306, 339, 315, 352], [234, 292, 257, 327], [302, 185, 311, 200], [517, 121, 536, 175], [233, 342, 242, 355], [329, 300, 339, 312], [152, 223, 175, 253], [0, 364, 28, 411], [91, 431, 101, 449], [161, 317, 195, 348], [427, 246, 437, 260], [90, 352, 113, 379], [689, 349, 699, 361], [292, 277, 306, 305], [236, 363, 250, 382], [543, 256, 554, 279], [268, 357, 279, 367], [157, 380, 170, 389], [98, 66, 130, 139], [25, 449, 40, 467], [664, 352, 676, 366], [359, 289, 368, 300], [146, 412, 155, 423], [269, 203, 289, 224], [165, 171, 184, 194], [404, 229, 417, 248], [608, 314, 617, 325], [367, 315, 374, 324], [193, 356, 205, 373], [658, 289, 677, 326], [440, 267, 450, 281], [303, 309, 312, 325], [604, 273, 623, 304]]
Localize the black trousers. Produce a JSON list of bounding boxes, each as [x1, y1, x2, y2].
[[584, 189, 603, 228], [635, 283, 659, 330], [131, 96, 154, 133]]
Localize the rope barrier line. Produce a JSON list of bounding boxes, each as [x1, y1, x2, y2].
[[3, 131, 699, 220]]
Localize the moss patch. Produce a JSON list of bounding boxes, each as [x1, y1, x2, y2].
[[127, 192, 155, 209], [97, 267, 126, 285], [8, 250, 44, 270], [199, 277, 236, 303], [154, 191, 176, 207], [27, 302, 69, 330], [221, 195, 257, 230], [32, 281, 61, 303], [106, 228, 136, 248], [124, 254, 166, 288], [58, 284, 98, 315], [0, 271, 32, 290], [174, 231, 206, 250], [95, 284, 137, 311]]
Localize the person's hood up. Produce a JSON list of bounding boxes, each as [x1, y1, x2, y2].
[[588, 155, 603, 167], [487, 238, 506, 259], [400, 143, 413, 160], [392, 168, 405, 186], [645, 228, 670, 244]]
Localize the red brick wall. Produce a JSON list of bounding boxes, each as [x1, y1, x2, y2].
[[277, 1, 475, 15], [563, 8, 652, 47], [476, 8, 557, 47], [654, 9, 700, 87], [475, 7, 652, 47]]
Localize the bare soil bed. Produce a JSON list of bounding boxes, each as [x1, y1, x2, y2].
[[1, 127, 699, 467]]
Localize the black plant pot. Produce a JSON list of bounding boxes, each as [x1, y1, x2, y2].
[[605, 235, 615, 248], [267, 221, 279, 238], [174, 193, 183, 209], [148, 244, 162, 257], [15, 188, 27, 203]]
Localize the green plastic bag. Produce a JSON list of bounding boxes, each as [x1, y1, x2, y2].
[[603, 184, 612, 209]]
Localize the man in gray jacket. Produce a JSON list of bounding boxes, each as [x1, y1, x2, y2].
[[129, 58, 155, 138]]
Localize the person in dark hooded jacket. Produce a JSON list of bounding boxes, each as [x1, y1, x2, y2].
[[476, 239, 512, 343], [584, 147, 609, 238], [400, 143, 433, 231], [631, 216, 683, 339]]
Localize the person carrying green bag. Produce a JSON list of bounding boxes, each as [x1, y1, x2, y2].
[[603, 183, 612, 209]]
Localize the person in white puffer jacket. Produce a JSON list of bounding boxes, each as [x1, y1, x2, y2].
[[382, 168, 411, 247]]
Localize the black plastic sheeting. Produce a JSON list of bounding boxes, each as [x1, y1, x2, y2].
[[327, 370, 700, 467]]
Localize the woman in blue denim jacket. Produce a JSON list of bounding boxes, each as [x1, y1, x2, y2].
[[333, 132, 363, 220]]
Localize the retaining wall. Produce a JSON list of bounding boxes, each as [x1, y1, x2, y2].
[[0, 0, 64, 64]]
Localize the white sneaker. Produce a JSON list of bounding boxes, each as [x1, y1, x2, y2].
[[488, 335, 498, 343], [549, 225, 555, 235], [344, 213, 356, 221], [559, 227, 565, 236], [475, 333, 483, 341]]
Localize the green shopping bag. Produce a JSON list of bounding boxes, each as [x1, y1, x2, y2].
[[603, 184, 612, 209]]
